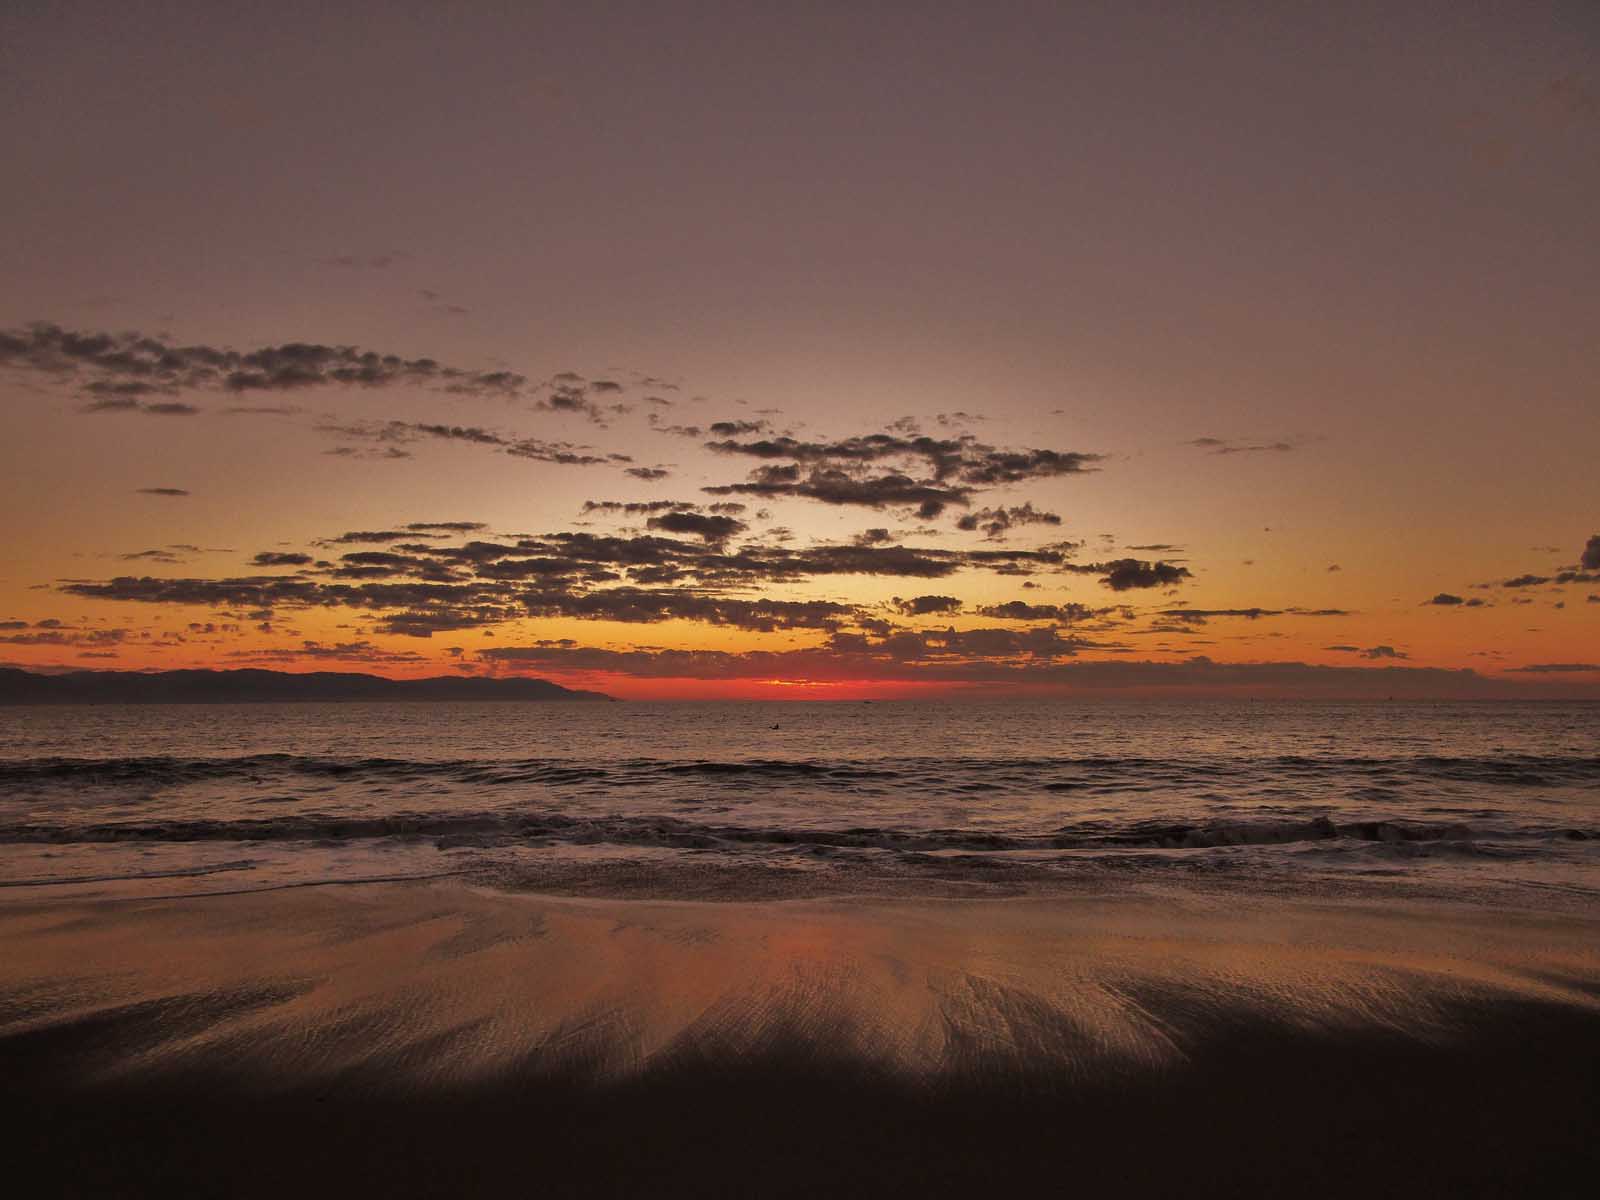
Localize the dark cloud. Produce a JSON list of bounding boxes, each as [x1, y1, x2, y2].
[[407, 521, 487, 534], [231, 639, 427, 665], [1425, 593, 1486, 607], [1094, 560, 1191, 591], [1, 626, 129, 647], [625, 467, 672, 481], [1326, 644, 1408, 660], [481, 623, 1108, 679], [710, 435, 1100, 486], [374, 610, 511, 637], [59, 576, 326, 609], [1152, 607, 1322, 625], [704, 466, 969, 516], [325, 530, 444, 545], [1506, 663, 1600, 673], [649, 418, 703, 437], [702, 431, 1100, 513], [135, 487, 189, 497], [1184, 437, 1297, 455], [582, 500, 696, 516], [319, 420, 618, 466], [324, 445, 414, 461], [645, 511, 747, 542], [58, 520, 1087, 639], [890, 595, 963, 617], [1582, 535, 1600, 571], [976, 601, 1099, 622], [81, 394, 200, 415], [329, 551, 452, 581], [0, 323, 527, 406], [53, 505, 1198, 650], [707, 420, 770, 436], [536, 381, 608, 423], [955, 503, 1062, 541], [521, 590, 855, 633], [1478, 537, 1600, 593]]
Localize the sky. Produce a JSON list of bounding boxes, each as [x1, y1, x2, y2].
[[1, 0, 1596, 698]]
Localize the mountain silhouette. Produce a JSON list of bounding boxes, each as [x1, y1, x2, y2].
[[0, 667, 613, 704]]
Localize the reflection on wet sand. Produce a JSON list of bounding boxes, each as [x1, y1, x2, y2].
[[5, 882, 1599, 1197]]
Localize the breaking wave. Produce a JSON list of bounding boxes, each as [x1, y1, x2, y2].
[[3, 752, 1598, 790], [0, 809, 1591, 854]]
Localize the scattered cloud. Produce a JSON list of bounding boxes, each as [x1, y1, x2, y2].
[[701, 431, 1100, 516], [1326, 644, 1408, 660], [56, 519, 1119, 638], [317, 419, 624, 467], [1184, 437, 1299, 455], [583, 500, 696, 517], [976, 601, 1100, 622], [890, 595, 963, 617], [1093, 560, 1191, 592], [0, 323, 528, 410], [645, 511, 747, 542], [955, 503, 1062, 541]]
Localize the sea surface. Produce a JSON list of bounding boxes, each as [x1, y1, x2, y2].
[[1, 700, 1597, 904]]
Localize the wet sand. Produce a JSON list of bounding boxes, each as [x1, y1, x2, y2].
[[4, 880, 1598, 1197]]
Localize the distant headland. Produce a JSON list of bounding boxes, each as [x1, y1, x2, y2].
[[0, 667, 613, 705]]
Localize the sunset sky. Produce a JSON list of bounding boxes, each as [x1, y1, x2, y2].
[[1, 1, 1595, 698]]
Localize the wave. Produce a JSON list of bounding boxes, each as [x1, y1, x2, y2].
[[4, 751, 1599, 789], [0, 811, 1590, 852]]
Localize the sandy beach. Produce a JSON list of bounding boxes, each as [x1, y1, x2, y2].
[[5, 878, 1597, 1197]]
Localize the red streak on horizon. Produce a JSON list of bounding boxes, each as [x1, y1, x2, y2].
[[531, 674, 970, 701]]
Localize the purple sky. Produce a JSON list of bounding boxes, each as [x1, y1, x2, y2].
[[1, 2, 1596, 695]]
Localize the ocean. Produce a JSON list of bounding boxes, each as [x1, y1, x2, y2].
[[2, 699, 1597, 905]]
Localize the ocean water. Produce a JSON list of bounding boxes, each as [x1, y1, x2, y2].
[[1, 700, 1597, 903]]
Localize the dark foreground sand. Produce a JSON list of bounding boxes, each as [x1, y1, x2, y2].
[[3, 880, 1598, 1198]]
